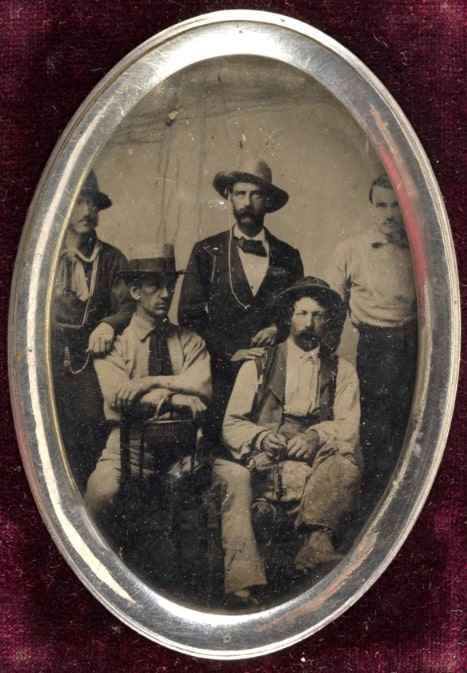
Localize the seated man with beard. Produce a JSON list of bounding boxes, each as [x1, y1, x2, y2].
[[212, 277, 362, 608]]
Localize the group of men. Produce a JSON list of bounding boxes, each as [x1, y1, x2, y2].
[[53, 160, 417, 608]]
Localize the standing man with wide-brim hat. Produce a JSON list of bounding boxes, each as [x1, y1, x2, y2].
[[53, 170, 134, 492], [178, 158, 304, 441]]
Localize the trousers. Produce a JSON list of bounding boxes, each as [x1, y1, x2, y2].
[[357, 321, 417, 508], [212, 440, 361, 594]]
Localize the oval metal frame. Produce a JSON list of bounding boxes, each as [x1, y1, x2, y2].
[[8, 10, 460, 660]]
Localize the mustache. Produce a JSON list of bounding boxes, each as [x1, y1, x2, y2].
[[76, 216, 96, 225], [297, 329, 320, 339]]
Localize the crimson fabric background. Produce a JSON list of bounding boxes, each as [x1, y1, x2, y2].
[[1, 1, 465, 671]]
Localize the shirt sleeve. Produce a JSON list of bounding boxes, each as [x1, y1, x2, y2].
[[326, 240, 351, 308], [93, 340, 129, 422], [222, 360, 270, 460], [154, 330, 212, 404], [312, 358, 360, 448], [99, 248, 135, 333]]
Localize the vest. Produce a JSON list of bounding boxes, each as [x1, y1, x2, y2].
[[252, 342, 338, 432]]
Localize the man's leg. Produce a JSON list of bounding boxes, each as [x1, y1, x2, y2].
[[57, 364, 108, 494], [294, 445, 361, 571], [358, 324, 417, 511], [211, 458, 267, 601], [85, 427, 124, 546]]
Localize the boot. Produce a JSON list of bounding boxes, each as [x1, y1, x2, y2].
[[294, 528, 343, 571]]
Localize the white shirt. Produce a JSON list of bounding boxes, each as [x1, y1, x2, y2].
[[233, 224, 269, 296], [223, 342, 360, 460], [94, 312, 211, 423], [284, 340, 320, 416], [328, 225, 416, 328]]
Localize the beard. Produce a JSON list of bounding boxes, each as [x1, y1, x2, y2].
[[68, 216, 98, 235], [233, 206, 264, 230], [294, 331, 321, 351]]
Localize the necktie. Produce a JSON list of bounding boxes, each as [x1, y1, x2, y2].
[[236, 237, 267, 257], [148, 326, 173, 376]]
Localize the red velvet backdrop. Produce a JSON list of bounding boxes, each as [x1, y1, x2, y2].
[[1, 1, 465, 671]]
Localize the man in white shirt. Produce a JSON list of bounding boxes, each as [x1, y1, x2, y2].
[[85, 245, 211, 546], [212, 277, 362, 608], [328, 175, 417, 509]]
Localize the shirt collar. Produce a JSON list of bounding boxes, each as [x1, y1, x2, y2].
[[367, 224, 390, 246], [61, 238, 102, 263], [129, 312, 171, 341], [233, 224, 267, 243], [367, 224, 409, 248], [286, 337, 320, 362]]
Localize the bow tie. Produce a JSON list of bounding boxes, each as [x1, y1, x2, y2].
[[235, 237, 267, 257], [372, 238, 409, 249]]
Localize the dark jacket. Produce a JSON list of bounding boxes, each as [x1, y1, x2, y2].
[[53, 240, 133, 364], [178, 228, 304, 365]]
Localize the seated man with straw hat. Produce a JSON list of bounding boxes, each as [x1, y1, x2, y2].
[[85, 244, 211, 545]]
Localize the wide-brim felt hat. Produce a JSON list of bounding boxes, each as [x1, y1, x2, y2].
[[81, 170, 112, 210], [118, 244, 184, 282], [213, 159, 289, 213], [274, 277, 343, 313]]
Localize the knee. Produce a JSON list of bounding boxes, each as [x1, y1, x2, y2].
[[213, 460, 251, 489], [84, 468, 119, 520], [212, 460, 253, 506], [330, 453, 362, 490]]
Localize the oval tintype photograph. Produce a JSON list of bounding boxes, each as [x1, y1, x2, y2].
[[8, 10, 460, 660]]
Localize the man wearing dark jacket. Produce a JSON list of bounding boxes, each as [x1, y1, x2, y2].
[[178, 159, 304, 435], [53, 171, 134, 491]]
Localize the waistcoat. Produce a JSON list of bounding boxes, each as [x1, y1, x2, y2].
[[252, 342, 338, 432]]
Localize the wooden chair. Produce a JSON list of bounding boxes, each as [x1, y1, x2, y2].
[[118, 407, 222, 605]]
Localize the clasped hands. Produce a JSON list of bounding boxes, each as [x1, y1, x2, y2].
[[261, 429, 320, 463], [112, 378, 206, 422]]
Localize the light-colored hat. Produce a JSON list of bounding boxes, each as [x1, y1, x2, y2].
[[119, 243, 184, 281], [213, 159, 289, 213]]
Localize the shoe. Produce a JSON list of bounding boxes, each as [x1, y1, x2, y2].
[[224, 589, 261, 611], [294, 529, 344, 572]]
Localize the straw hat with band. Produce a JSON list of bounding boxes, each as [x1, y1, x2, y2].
[[119, 244, 185, 284]]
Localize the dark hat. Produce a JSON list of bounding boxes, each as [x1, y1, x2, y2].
[[80, 170, 112, 210], [275, 277, 343, 313], [213, 159, 289, 213], [119, 244, 184, 282], [274, 277, 345, 354]]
